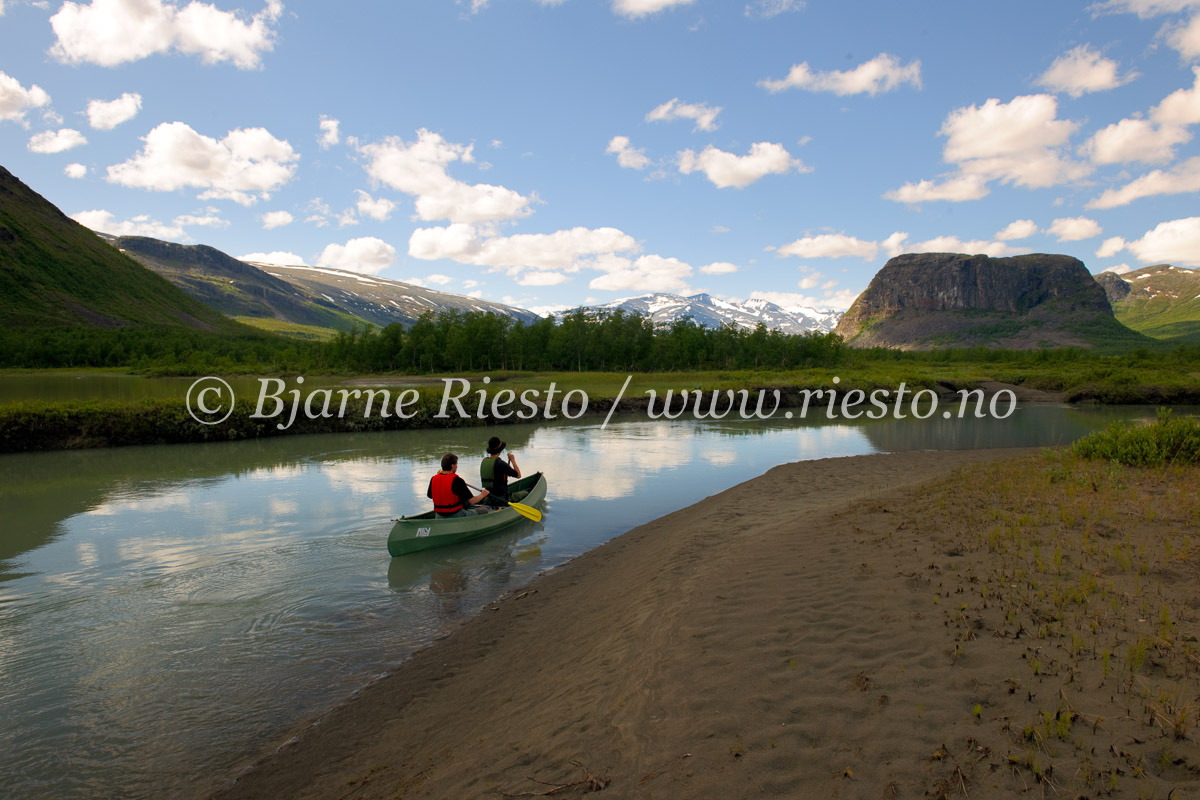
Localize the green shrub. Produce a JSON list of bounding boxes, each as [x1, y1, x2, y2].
[[1072, 408, 1200, 466]]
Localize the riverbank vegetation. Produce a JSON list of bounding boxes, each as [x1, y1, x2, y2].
[[3, 309, 1200, 452], [1072, 409, 1200, 466]]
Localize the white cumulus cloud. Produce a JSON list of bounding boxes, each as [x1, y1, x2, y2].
[[1152, 66, 1200, 125], [318, 115, 339, 149], [28, 128, 87, 153], [71, 209, 186, 239], [612, 0, 694, 18], [940, 94, 1086, 188], [0, 71, 51, 127], [887, 94, 1088, 202], [589, 254, 692, 292], [516, 270, 569, 287], [260, 210, 293, 229], [760, 53, 921, 95], [606, 135, 650, 170], [645, 98, 722, 132], [86, 92, 142, 129], [700, 261, 738, 274], [1036, 45, 1135, 97], [995, 219, 1039, 240], [1167, 14, 1200, 59], [240, 250, 305, 265], [316, 237, 396, 275], [409, 224, 638, 271], [1087, 155, 1200, 208], [1048, 216, 1103, 242], [106, 121, 298, 205], [64, 163, 88, 178], [777, 230, 1022, 261], [355, 190, 396, 221], [884, 174, 989, 204], [893, 234, 1022, 258], [776, 232, 880, 260], [1124, 216, 1200, 265], [358, 129, 531, 223], [1081, 117, 1191, 164], [1096, 236, 1126, 257], [678, 141, 807, 188], [50, 0, 283, 69]]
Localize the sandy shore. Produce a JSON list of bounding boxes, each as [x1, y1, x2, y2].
[[208, 447, 1200, 800]]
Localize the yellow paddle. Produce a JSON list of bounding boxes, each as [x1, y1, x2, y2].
[[466, 482, 543, 523], [505, 501, 543, 523]]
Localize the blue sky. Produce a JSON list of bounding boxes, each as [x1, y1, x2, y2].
[[2, 0, 1200, 316]]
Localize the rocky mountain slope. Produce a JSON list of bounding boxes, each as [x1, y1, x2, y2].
[[0, 165, 240, 331], [1095, 264, 1200, 343], [106, 236, 359, 330], [595, 292, 841, 333], [834, 252, 1147, 350], [255, 263, 541, 328], [90, 234, 543, 331]]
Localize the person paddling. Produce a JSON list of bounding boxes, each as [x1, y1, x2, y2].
[[480, 436, 529, 507], [428, 453, 488, 517]]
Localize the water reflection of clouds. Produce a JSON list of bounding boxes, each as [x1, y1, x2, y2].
[[321, 461, 397, 496], [268, 497, 298, 517], [527, 422, 696, 500], [89, 488, 195, 516], [703, 450, 738, 466], [792, 424, 876, 460]]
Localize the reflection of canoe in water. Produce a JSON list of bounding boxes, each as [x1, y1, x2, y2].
[[387, 472, 548, 557]]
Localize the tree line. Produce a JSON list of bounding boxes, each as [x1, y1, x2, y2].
[[0, 309, 848, 374], [322, 309, 847, 373]]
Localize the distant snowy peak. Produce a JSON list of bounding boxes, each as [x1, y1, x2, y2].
[[594, 293, 842, 334]]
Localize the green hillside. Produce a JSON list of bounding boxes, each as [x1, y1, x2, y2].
[[0, 165, 242, 331], [108, 235, 364, 333], [1102, 264, 1200, 343]]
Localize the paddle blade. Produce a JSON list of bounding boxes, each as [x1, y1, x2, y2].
[[508, 501, 542, 522]]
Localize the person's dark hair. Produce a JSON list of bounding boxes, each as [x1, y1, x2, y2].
[[441, 453, 458, 471]]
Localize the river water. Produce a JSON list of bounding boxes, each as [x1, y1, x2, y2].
[[0, 404, 1177, 799]]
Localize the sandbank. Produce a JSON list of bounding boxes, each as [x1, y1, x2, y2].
[[207, 446, 1200, 799]]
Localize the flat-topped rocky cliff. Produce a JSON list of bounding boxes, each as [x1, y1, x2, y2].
[[834, 252, 1141, 350]]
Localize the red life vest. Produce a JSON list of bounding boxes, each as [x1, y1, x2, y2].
[[430, 471, 463, 514]]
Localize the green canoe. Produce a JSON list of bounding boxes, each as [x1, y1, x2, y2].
[[387, 471, 548, 557]]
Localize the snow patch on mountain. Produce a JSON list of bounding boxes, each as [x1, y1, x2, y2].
[[590, 292, 842, 334]]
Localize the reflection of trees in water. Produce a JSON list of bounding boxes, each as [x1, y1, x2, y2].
[[860, 405, 1162, 453]]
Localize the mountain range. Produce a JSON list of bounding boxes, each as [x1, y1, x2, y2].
[[6, 162, 1199, 350], [105, 235, 541, 333], [251, 263, 542, 328], [590, 293, 842, 334]]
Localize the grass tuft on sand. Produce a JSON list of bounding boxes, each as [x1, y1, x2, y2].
[[884, 449, 1200, 797]]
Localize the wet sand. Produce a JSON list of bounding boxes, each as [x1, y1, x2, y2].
[[207, 447, 1200, 799]]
